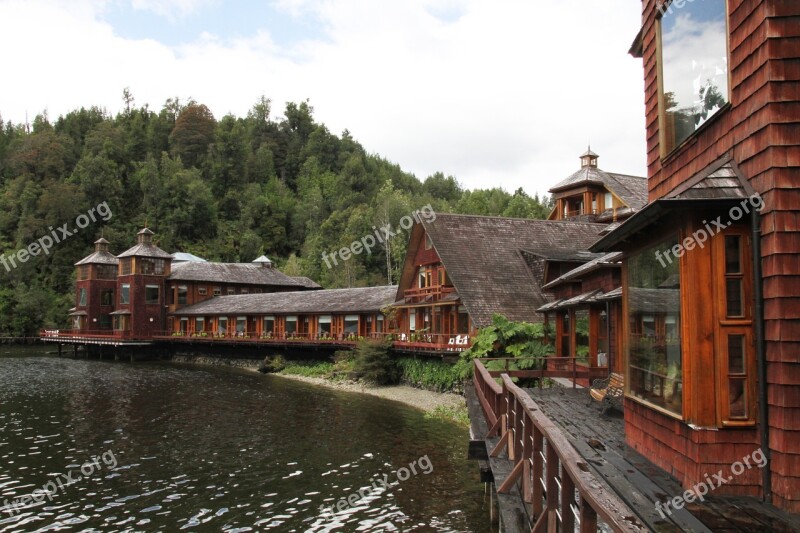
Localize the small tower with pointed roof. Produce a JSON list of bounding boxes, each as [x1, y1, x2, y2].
[[580, 146, 599, 168], [73, 238, 119, 332], [114, 228, 173, 338], [547, 148, 646, 223]]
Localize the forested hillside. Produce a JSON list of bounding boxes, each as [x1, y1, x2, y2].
[[0, 92, 551, 336]]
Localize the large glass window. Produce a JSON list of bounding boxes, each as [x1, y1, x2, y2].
[[97, 265, 117, 280], [145, 285, 160, 304], [457, 305, 469, 335], [598, 310, 609, 362], [627, 237, 683, 416], [78, 288, 87, 306], [78, 266, 89, 280], [263, 316, 275, 335], [120, 284, 130, 305], [177, 285, 188, 305], [101, 289, 114, 306], [218, 317, 228, 334], [344, 315, 359, 334], [318, 315, 332, 335], [195, 317, 205, 333], [285, 316, 298, 334], [575, 309, 590, 363], [120, 259, 132, 276], [139, 258, 166, 275], [236, 316, 247, 334], [560, 312, 571, 357], [659, 0, 729, 154]]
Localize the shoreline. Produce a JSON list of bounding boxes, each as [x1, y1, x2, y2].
[[271, 372, 466, 414], [168, 354, 466, 416]]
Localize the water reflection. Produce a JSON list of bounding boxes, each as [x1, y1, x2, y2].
[[0, 349, 490, 531]]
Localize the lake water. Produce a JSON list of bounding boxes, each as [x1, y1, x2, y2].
[[0, 346, 491, 532]]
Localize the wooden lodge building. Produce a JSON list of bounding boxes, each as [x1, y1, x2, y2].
[[48, 0, 800, 528], [69, 228, 319, 339], [585, 0, 800, 513], [57, 148, 647, 359]]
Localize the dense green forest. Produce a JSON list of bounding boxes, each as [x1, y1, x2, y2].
[[0, 91, 551, 336]]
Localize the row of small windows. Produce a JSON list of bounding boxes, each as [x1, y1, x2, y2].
[[78, 284, 262, 307], [77, 260, 166, 280]]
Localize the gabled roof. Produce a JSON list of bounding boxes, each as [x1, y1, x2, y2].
[[549, 166, 648, 210], [172, 252, 207, 263], [543, 252, 622, 290], [173, 286, 397, 316], [292, 276, 322, 289], [117, 243, 173, 259], [75, 250, 119, 266], [76, 237, 119, 265], [169, 262, 302, 287], [591, 157, 755, 252], [666, 161, 753, 200], [400, 214, 608, 327]]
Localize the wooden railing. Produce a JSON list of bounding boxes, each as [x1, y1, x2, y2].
[[473, 359, 646, 532], [154, 331, 369, 343], [402, 285, 456, 303], [480, 357, 608, 388], [40, 329, 136, 340]]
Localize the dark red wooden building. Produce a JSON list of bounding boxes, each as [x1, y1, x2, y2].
[[592, 0, 800, 512]]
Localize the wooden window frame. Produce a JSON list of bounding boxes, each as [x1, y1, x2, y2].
[[713, 227, 756, 426], [656, 0, 732, 159]]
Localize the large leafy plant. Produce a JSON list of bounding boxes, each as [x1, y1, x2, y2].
[[461, 314, 553, 373]]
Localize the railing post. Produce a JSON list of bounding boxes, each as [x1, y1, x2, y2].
[[546, 441, 558, 525], [572, 357, 577, 389], [533, 427, 544, 517], [579, 495, 598, 532], [561, 467, 576, 532]]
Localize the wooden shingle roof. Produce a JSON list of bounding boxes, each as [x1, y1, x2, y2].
[[549, 166, 648, 210], [409, 214, 608, 327], [169, 262, 303, 287], [173, 286, 397, 316]]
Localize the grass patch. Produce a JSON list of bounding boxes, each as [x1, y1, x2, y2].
[[425, 403, 470, 428], [396, 357, 470, 393], [279, 360, 335, 378]]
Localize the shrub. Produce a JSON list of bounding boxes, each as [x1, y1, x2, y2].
[[396, 357, 470, 393], [350, 338, 397, 385], [259, 354, 286, 373]]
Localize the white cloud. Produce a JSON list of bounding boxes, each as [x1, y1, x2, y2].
[[129, 0, 218, 19], [0, 0, 647, 195]]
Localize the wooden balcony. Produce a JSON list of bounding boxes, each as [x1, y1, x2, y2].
[[39, 329, 154, 346], [470, 358, 646, 532], [402, 285, 457, 304]]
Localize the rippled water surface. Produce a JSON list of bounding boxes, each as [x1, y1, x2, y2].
[[0, 347, 490, 532]]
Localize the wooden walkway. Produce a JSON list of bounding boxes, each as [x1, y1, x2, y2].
[[525, 387, 800, 533]]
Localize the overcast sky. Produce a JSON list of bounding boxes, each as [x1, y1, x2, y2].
[[0, 0, 647, 195]]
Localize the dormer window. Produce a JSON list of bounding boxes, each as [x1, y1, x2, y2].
[[658, 0, 729, 155]]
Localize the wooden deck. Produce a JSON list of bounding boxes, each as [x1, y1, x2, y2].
[[40, 330, 469, 355], [469, 358, 649, 533], [525, 387, 800, 533]]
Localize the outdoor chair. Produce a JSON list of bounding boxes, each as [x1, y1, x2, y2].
[[589, 372, 624, 414]]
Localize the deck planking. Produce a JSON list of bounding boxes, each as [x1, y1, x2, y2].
[[524, 387, 800, 533]]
